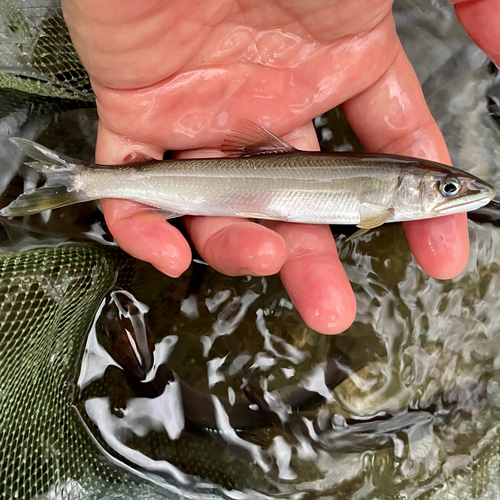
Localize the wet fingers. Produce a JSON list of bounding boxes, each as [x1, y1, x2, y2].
[[403, 214, 469, 279], [268, 223, 357, 335], [101, 200, 192, 277], [450, 0, 500, 67], [96, 124, 193, 277], [185, 217, 287, 276]]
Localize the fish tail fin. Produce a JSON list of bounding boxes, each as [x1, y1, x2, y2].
[[0, 138, 91, 217], [1, 186, 83, 216], [9, 137, 85, 166]]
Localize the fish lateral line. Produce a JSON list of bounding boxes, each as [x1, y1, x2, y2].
[[0, 122, 495, 227]]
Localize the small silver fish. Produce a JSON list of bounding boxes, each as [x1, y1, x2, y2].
[[0, 121, 495, 238]]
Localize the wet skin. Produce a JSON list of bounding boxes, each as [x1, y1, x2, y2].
[[62, 0, 500, 334]]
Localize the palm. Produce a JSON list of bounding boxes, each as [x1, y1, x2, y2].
[[62, 0, 498, 334], [66, 0, 397, 150]]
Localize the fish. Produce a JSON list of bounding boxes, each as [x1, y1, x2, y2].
[[468, 198, 500, 226], [0, 121, 495, 239]]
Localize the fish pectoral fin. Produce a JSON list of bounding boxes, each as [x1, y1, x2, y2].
[[222, 119, 298, 158], [346, 204, 392, 242], [357, 203, 392, 229]]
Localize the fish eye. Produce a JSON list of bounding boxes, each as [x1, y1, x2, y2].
[[439, 178, 461, 197]]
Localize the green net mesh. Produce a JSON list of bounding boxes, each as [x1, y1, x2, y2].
[[0, 245, 166, 500], [0, 0, 93, 102], [0, 244, 273, 500]]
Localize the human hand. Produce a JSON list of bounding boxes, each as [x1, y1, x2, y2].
[[62, 0, 500, 335]]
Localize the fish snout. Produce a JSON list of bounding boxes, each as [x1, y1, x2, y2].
[[436, 178, 496, 215]]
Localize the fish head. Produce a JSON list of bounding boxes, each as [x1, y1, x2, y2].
[[417, 165, 496, 216], [97, 288, 154, 380]]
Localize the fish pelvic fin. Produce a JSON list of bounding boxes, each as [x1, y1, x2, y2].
[[0, 138, 90, 217]]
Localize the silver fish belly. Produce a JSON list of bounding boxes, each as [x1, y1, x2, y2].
[[79, 155, 400, 225]]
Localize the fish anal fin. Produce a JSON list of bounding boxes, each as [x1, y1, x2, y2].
[[222, 120, 297, 158], [157, 209, 184, 220], [358, 203, 392, 229]]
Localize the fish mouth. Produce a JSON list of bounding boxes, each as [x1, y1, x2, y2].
[[436, 185, 496, 215]]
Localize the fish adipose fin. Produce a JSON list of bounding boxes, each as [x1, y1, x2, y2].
[[0, 138, 90, 217], [222, 120, 298, 157], [346, 204, 392, 241]]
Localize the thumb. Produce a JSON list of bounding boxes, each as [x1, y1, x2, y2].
[[449, 0, 500, 67]]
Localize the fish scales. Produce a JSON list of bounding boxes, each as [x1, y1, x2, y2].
[[80, 155, 401, 225], [0, 124, 495, 226]]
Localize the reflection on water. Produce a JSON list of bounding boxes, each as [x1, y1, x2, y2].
[[67, 221, 500, 499]]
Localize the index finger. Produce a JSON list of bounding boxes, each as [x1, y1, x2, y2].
[[450, 0, 500, 67], [96, 123, 193, 277]]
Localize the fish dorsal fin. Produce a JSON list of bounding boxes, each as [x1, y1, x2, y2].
[[222, 120, 297, 157]]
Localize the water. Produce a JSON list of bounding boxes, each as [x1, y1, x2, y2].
[[65, 222, 500, 499], [1, 0, 500, 498]]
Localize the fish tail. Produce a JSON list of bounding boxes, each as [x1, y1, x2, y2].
[[0, 138, 91, 217]]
